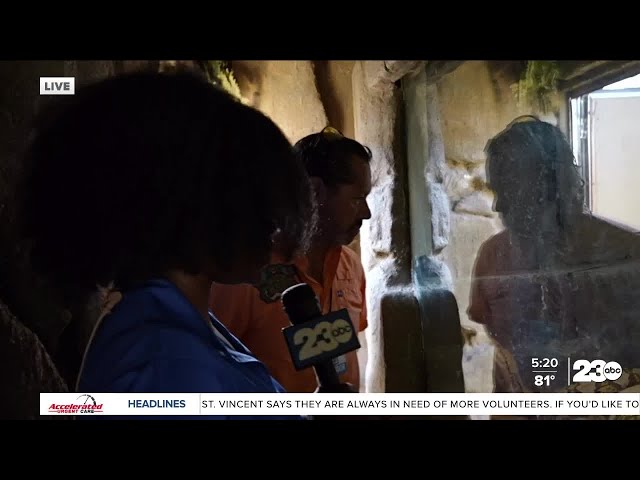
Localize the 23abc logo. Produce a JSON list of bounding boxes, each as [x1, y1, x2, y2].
[[294, 318, 353, 361], [572, 359, 622, 383]]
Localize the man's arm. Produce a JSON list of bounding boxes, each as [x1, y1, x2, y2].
[[359, 273, 368, 332]]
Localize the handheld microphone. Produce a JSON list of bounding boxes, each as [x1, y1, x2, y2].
[[281, 283, 360, 391]]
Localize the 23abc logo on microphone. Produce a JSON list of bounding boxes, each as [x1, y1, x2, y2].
[[282, 309, 360, 370]]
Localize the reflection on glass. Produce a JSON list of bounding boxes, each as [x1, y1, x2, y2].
[[468, 116, 640, 395]]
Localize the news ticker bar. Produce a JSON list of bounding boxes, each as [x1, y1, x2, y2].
[[41, 392, 640, 416]]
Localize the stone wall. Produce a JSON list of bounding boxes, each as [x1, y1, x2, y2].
[[353, 61, 418, 392], [231, 61, 356, 141], [231, 61, 328, 144]]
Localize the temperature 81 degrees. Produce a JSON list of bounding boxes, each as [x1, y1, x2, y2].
[[531, 357, 558, 387]]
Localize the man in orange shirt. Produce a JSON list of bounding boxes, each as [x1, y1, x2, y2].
[[209, 127, 372, 393]]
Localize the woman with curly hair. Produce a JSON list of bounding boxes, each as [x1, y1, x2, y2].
[[19, 71, 315, 418], [469, 116, 640, 394]]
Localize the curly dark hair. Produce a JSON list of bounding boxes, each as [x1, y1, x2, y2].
[[293, 127, 372, 188], [485, 116, 585, 226], [18, 71, 314, 303]]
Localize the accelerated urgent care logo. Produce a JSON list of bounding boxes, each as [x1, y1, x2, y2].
[[48, 394, 104, 414]]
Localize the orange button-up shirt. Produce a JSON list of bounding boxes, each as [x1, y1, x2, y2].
[[209, 245, 367, 393]]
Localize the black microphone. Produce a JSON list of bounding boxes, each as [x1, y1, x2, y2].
[[281, 283, 360, 392]]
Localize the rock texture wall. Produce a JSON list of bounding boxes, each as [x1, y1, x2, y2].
[[352, 61, 417, 392]]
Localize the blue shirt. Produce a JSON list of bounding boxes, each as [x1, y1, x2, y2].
[[78, 278, 300, 419]]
